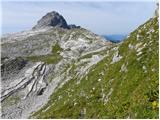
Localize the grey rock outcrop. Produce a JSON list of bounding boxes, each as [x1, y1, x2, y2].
[[68, 24, 81, 29], [33, 11, 69, 29], [1, 62, 48, 101]]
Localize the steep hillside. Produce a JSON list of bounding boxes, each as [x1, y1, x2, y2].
[[32, 16, 159, 118]]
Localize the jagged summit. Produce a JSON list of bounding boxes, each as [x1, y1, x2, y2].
[[33, 11, 69, 29], [32, 11, 80, 30]]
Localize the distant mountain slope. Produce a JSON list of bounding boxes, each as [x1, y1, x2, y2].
[[102, 34, 126, 43], [32, 16, 159, 119]]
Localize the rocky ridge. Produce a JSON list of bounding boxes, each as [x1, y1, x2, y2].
[[1, 11, 112, 118]]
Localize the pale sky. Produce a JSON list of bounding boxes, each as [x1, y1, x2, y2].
[[1, 0, 157, 35]]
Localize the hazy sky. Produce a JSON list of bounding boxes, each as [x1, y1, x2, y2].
[[1, 0, 157, 35]]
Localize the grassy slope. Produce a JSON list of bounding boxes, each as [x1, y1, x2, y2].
[[32, 17, 159, 119]]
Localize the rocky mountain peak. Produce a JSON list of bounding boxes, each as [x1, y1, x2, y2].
[[32, 11, 69, 29]]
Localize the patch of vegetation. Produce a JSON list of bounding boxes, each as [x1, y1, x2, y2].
[[2, 95, 20, 107], [78, 47, 112, 61], [27, 43, 63, 64], [52, 43, 63, 53]]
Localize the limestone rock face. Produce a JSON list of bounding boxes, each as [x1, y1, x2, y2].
[[33, 11, 69, 29]]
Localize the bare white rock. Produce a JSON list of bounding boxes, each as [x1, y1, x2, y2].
[[111, 51, 122, 64]]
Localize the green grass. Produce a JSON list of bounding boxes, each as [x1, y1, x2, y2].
[[32, 17, 159, 119], [2, 95, 20, 107], [27, 43, 63, 64]]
